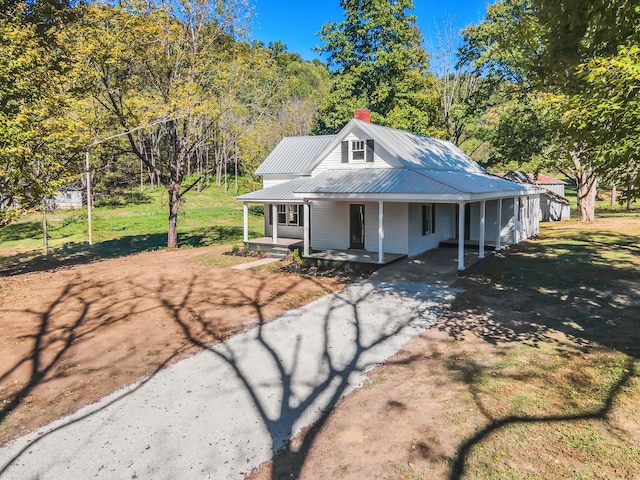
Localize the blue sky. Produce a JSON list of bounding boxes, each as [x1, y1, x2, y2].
[[251, 0, 490, 62]]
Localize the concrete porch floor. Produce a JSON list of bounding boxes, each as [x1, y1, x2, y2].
[[305, 250, 406, 265], [439, 238, 500, 250], [372, 247, 487, 284]]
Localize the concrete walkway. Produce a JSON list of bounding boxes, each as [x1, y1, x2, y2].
[[0, 251, 466, 480], [230, 257, 282, 270]]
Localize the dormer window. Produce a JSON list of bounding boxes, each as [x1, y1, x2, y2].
[[341, 139, 375, 163], [352, 140, 365, 160]]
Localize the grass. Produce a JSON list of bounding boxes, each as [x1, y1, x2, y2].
[[434, 208, 640, 479], [0, 180, 264, 274], [563, 184, 639, 219]]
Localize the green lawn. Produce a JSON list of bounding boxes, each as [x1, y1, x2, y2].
[[0, 181, 264, 274]]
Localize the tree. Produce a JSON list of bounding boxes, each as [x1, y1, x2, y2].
[[315, 0, 440, 134], [74, 0, 252, 249], [0, 0, 86, 227], [460, 0, 640, 220]]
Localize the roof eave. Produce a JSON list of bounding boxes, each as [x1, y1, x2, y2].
[[292, 190, 532, 202]]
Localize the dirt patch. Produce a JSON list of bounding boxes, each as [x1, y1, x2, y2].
[[0, 246, 346, 446], [247, 217, 640, 480]]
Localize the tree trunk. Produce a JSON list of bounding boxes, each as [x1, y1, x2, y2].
[[42, 202, 48, 255], [611, 184, 616, 206], [571, 151, 597, 222], [167, 182, 181, 249]]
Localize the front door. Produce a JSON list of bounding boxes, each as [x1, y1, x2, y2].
[[350, 204, 365, 249]]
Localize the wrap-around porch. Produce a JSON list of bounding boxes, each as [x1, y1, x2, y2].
[[242, 197, 524, 271]]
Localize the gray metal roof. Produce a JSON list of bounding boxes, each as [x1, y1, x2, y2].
[[236, 176, 312, 202], [254, 135, 336, 175], [238, 169, 529, 203], [351, 120, 486, 173], [422, 170, 527, 194], [296, 169, 461, 195]]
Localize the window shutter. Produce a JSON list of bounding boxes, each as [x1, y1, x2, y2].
[[341, 141, 349, 163], [431, 204, 436, 233], [299, 204, 304, 226], [366, 139, 374, 162], [268, 204, 272, 225]]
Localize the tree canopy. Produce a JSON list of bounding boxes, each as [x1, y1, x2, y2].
[[460, 0, 640, 220], [315, 0, 440, 134], [0, 0, 86, 226]]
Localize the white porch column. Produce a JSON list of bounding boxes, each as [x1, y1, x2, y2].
[[513, 196, 520, 245], [496, 198, 502, 252], [243, 203, 249, 243], [271, 204, 278, 244], [457, 201, 465, 271], [303, 200, 310, 257], [378, 200, 384, 264], [479, 200, 486, 259]]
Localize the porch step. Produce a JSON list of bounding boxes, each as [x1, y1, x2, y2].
[[267, 247, 291, 259]]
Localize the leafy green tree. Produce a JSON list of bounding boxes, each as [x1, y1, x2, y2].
[[460, 0, 640, 220], [315, 0, 440, 134], [0, 0, 86, 226], [73, 0, 254, 249]]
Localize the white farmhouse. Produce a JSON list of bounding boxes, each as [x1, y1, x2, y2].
[[238, 111, 541, 271]]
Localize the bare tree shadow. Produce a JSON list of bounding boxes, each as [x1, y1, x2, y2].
[[163, 277, 451, 480], [446, 355, 635, 480], [0, 225, 244, 276], [435, 231, 640, 479], [0, 275, 194, 475]]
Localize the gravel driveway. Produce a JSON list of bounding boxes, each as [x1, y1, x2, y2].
[[0, 273, 458, 479]]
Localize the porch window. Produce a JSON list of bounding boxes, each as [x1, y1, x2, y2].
[[277, 204, 287, 224], [270, 204, 304, 227], [287, 204, 299, 226], [422, 204, 436, 235]]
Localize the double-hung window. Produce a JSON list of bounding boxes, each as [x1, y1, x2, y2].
[[341, 139, 374, 163], [422, 204, 436, 236], [287, 204, 299, 226], [351, 140, 365, 160], [269, 204, 303, 227], [277, 204, 287, 224]]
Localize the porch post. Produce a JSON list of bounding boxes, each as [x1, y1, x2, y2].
[[378, 200, 384, 264], [271, 204, 278, 244], [496, 199, 502, 252], [303, 200, 310, 257], [479, 200, 486, 259], [457, 201, 465, 271], [243, 203, 249, 243], [513, 196, 519, 245]]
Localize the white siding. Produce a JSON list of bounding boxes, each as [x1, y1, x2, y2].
[[311, 201, 349, 250], [375, 202, 407, 254], [484, 200, 501, 245], [500, 198, 516, 245], [312, 133, 393, 175], [263, 203, 304, 239], [544, 184, 566, 197], [407, 203, 455, 256], [263, 175, 300, 188], [265, 224, 304, 239]]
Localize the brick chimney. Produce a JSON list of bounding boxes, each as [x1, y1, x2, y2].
[[354, 108, 371, 123]]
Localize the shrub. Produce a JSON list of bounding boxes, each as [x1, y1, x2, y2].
[[232, 244, 240, 254]]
